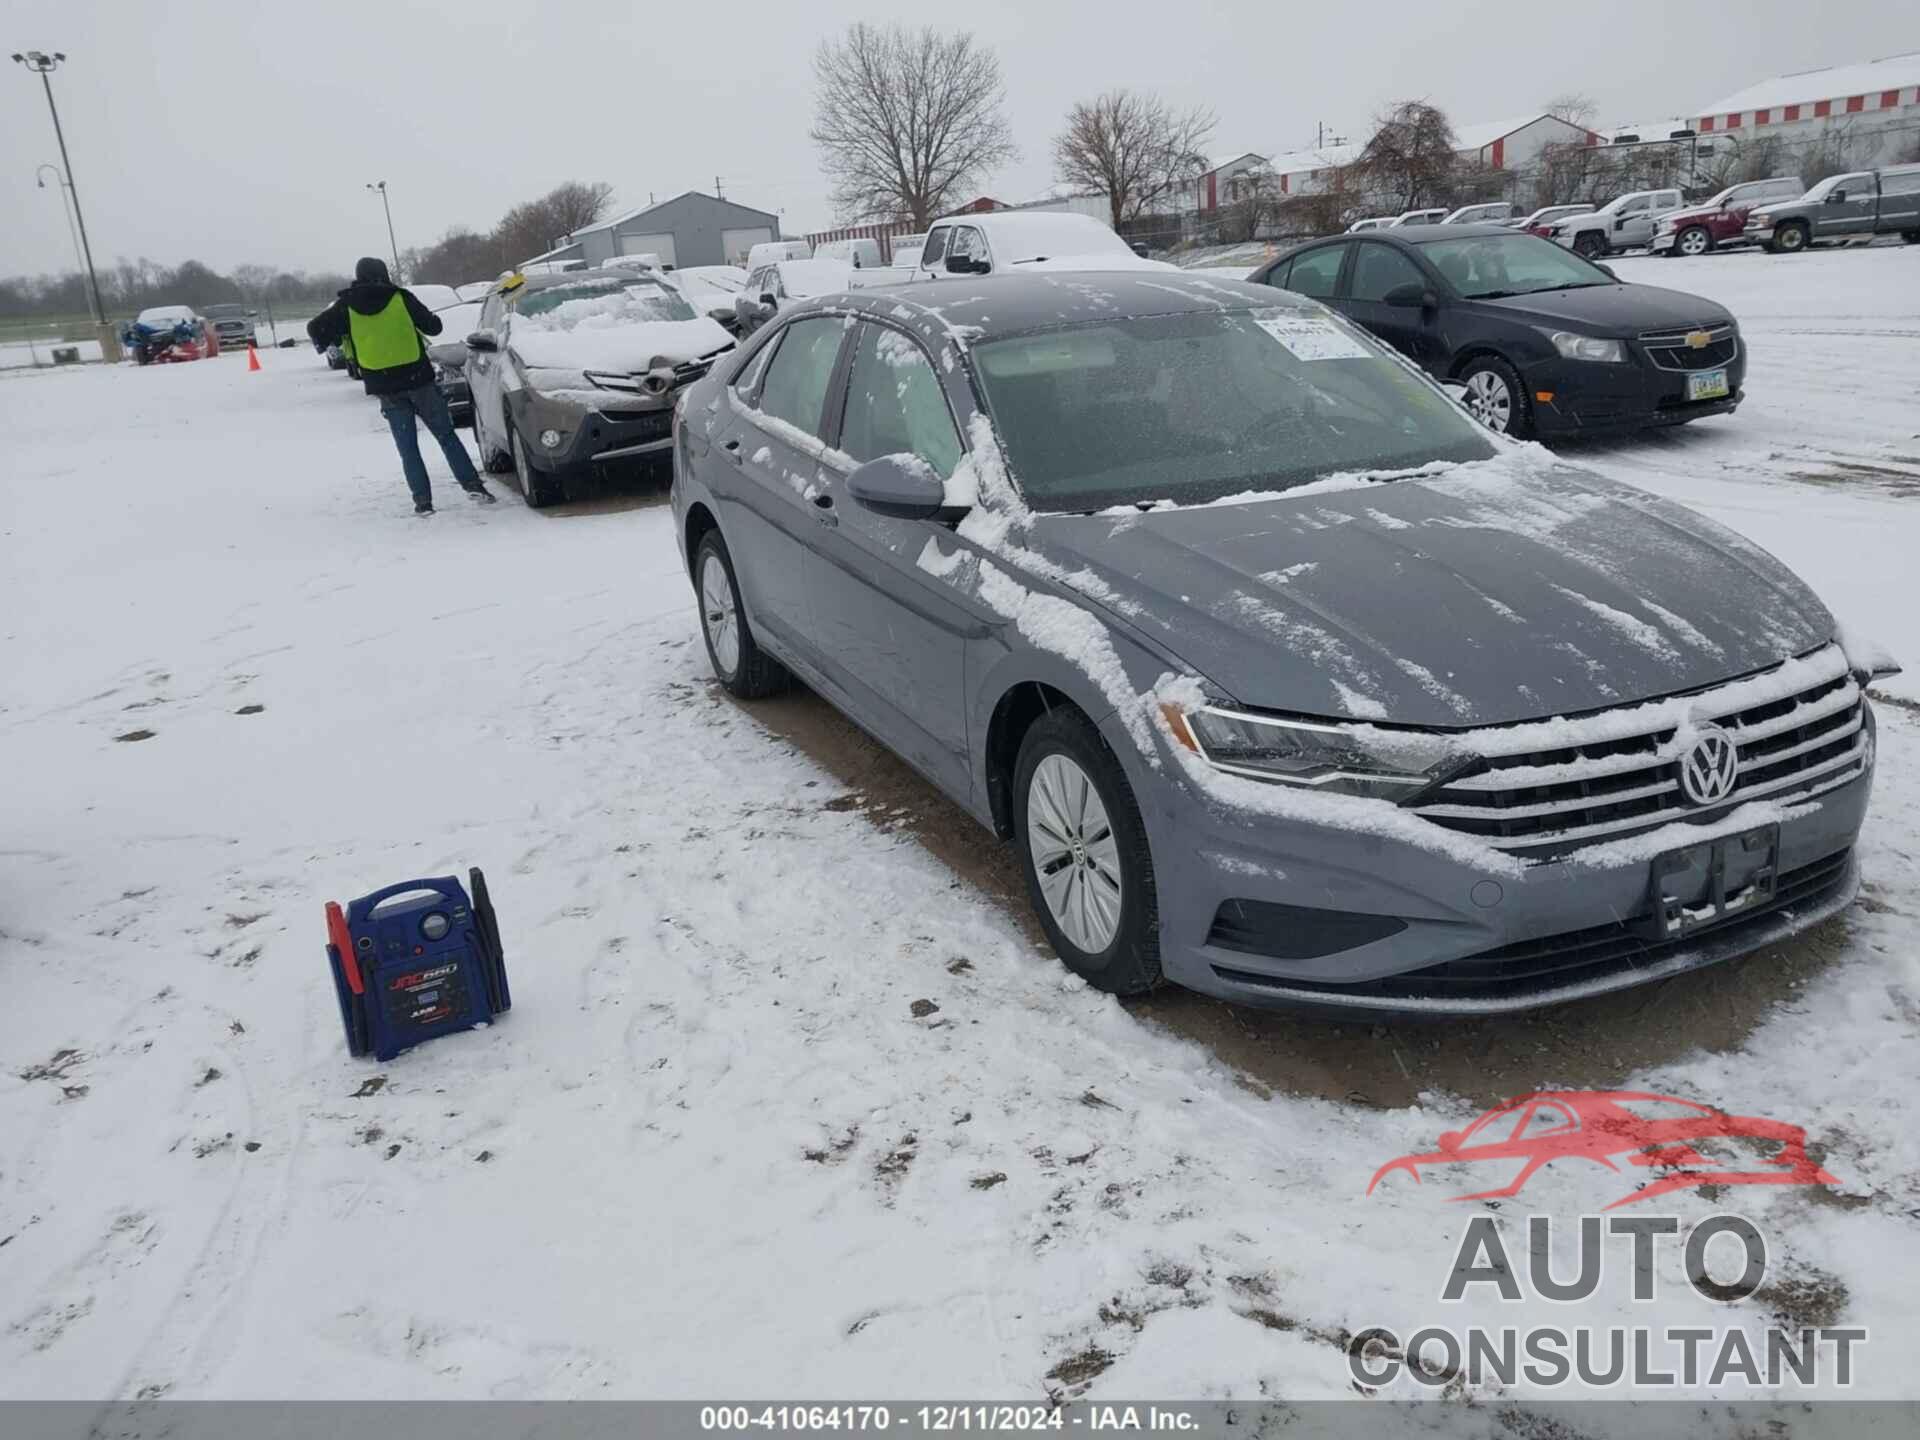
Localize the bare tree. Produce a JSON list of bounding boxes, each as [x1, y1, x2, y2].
[[1052, 89, 1214, 229], [1543, 92, 1599, 130], [1353, 101, 1460, 211], [544, 181, 616, 236], [810, 23, 1018, 226], [495, 181, 618, 266]]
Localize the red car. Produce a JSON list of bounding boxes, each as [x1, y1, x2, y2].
[[1366, 1090, 1838, 1209], [1650, 176, 1806, 257]]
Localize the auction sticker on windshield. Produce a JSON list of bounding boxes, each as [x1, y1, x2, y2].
[[1253, 313, 1374, 361]]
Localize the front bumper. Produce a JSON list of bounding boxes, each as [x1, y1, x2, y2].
[[1118, 717, 1873, 1018], [1744, 224, 1777, 244], [507, 388, 678, 472], [1521, 342, 1746, 436]]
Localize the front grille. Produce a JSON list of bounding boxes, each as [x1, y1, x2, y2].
[[1640, 324, 1738, 372], [1405, 645, 1867, 856], [1213, 849, 1851, 1005]]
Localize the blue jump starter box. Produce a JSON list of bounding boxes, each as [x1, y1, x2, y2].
[[324, 870, 511, 1062]]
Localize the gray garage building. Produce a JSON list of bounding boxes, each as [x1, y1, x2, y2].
[[525, 191, 783, 271]]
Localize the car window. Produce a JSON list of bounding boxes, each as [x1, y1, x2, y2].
[[1349, 244, 1426, 303], [920, 227, 950, 266], [1282, 244, 1345, 299], [1612, 1098, 1717, 1121], [1462, 1105, 1526, 1144], [1805, 172, 1873, 202], [478, 292, 504, 332], [838, 324, 963, 480], [948, 226, 986, 266], [732, 333, 777, 396], [755, 316, 846, 439], [1619, 196, 1649, 215], [1881, 169, 1920, 197]]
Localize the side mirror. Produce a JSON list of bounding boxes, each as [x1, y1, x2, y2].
[[1826, 191, 1846, 204], [465, 330, 499, 353], [759, 293, 777, 310], [1441, 382, 1468, 403], [845, 454, 949, 520], [1592, 262, 1616, 280], [944, 254, 986, 275], [1382, 282, 1435, 309], [1130, 242, 1150, 258]]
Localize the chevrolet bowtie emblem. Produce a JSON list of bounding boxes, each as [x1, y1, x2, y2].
[[1685, 330, 1712, 348]]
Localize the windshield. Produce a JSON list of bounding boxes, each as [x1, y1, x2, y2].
[[1422, 233, 1612, 299], [972, 308, 1495, 512], [514, 278, 697, 326]]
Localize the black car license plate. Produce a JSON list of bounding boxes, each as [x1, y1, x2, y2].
[[1647, 823, 1780, 939]]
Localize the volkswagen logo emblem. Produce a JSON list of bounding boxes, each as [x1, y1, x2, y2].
[[1678, 725, 1740, 806]]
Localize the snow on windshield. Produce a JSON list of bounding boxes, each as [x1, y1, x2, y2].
[[509, 279, 726, 373]]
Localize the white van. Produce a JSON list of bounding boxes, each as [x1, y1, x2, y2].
[[745, 239, 811, 270], [813, 237, 883, 270]]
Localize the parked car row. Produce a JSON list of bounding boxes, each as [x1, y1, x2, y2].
[[668, 265, 1883, 1015]]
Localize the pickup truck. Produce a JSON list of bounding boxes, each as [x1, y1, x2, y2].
[[1545, 189, 1684, 258], [1744, 163, 1920, 253], [1649, 176, 1805, 257]]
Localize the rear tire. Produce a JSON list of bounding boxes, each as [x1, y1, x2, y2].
[[694, 531, 788, 699], [510, 422, 563, 508], [1773, 222, 1810, 254], [1457, 355, 1532, 439], [1013, 709, 1162, 996]]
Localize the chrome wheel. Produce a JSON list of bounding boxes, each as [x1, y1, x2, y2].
[[700, 552, 740, 677], [1678, 227, 1711, 256], [1026, 752, 1123, 954], [1778, 225, 1807, 252], [1463, 369, 1514, 433]]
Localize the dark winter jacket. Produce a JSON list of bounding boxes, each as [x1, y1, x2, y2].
[[306, 282, 445, 396]]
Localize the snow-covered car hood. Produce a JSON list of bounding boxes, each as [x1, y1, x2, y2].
[[1020, 462, 1833, 728], [509, 316, 733, 374]]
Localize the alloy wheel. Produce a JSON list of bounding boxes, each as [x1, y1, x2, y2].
[[700, 553, 740, 677], [1679, 228, 1710, 256], [1026, 752, 1124, 954], [1463, 370, 1514, 433]]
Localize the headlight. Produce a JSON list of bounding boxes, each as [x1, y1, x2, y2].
[[1539, 329, 1626, 364], [1163, 704, 1459, 800], [1748, 211, 1773, 226]]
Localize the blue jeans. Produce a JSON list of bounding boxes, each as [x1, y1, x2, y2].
[[378, 382, 481, 506]]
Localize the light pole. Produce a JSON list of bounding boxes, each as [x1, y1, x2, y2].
[[13, 51, 105, 328], [366, 181, 401, 278]]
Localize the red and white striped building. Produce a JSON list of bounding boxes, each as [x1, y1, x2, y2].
[[1693, 51, 1920, 155]]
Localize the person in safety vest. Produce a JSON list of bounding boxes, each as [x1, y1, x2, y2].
[[308, 257, 494, 515]]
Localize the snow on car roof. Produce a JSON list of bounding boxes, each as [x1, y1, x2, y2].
[[936, 211, 1135, 262], [776, 258, 855, 297], [820, 270, 1320, 340]]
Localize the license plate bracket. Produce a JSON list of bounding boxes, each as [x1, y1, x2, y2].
[[1687, 368, 1730, 401], [1647, 823, 1780, 939]]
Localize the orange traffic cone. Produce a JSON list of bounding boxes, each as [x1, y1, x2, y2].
[[246, 344, 261, 372]]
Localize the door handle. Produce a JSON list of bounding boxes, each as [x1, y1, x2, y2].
[[813, 493, 837, 527], [722, 439, 743, 465]]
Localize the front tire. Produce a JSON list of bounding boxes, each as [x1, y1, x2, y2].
[[1676, 226, 1712, 257], [694, 531, 788, 698], [1458, 355, 1531, 439], [510, 422, 563, 508], [1773, 222, 1810, 254], [1013, 709, 1161, 996]]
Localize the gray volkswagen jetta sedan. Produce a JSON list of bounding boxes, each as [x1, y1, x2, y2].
[[670, 272, 1883, 1014]]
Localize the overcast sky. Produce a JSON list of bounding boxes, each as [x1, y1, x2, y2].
[[3, 0, 1912, 280]]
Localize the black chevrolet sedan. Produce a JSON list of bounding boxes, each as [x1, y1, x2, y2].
[[1247, 225, 1743, 439]]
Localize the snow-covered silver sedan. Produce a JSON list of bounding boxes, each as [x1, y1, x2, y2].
[[669, 272, 1884, 1014]]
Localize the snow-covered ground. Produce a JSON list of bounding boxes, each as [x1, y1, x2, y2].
[[3, 248, 1919, 1417]]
